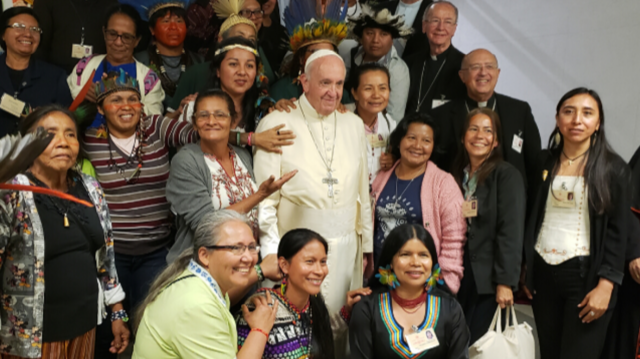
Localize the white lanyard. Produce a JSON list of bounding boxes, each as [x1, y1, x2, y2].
[[188, 259, 227, 307]]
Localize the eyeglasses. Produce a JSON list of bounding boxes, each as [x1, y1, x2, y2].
[[195, 111, 232, 122], [425, 18, 456, 27], [206, 244, 260, 256], [104, 29, 137, 45], [462, 63, 499, 72], [6, 23, 42, 35], [239, 9, 264, 18]]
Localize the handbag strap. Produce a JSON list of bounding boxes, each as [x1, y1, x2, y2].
[[510, 305, 519, 326], [489, 306, 503, 333]]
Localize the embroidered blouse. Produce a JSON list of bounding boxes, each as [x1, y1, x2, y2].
[[0, 173, 125, 358], [204, 148, 258, 238], [349, 289, 469, 359], [536, 176, 590, 265]]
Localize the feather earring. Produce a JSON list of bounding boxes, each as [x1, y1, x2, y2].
[[554, 131, 561, 146]]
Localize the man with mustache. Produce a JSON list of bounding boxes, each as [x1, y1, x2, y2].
[[431, 48, 541, 199], [135, 1, 203, 110], [346, 3, 413, 122], [253, 50, 373, 352]]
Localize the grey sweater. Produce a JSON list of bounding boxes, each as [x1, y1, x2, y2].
[[166, 142, 254, 263]]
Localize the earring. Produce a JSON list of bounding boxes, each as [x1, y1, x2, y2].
[[375, 265, 400, 289], [554, 131, 561, 146], [280, 276, 287, 296], [425, 264, 444, 293]]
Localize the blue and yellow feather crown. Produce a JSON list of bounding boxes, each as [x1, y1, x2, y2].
[[95, 69, 140, 103]]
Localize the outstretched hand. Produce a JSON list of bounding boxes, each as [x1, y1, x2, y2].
[[258, 170, 297, 198]]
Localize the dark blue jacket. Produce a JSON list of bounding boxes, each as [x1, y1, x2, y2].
[[0, 53, 72, 138]]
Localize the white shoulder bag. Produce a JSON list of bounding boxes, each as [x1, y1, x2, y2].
[[469, 306, 535, 359]]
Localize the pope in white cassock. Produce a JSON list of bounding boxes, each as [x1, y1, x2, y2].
[[254, 50, 373, 317]]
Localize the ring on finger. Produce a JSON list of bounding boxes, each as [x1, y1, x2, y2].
[[277, 131, 280, 135], [590, 311, 595, 317]]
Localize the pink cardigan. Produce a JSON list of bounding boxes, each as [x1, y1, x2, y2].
[[371, 160, 467, 293]]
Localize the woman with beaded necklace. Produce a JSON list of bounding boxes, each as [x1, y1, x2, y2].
[[81, 69, 198, 330], [236, 229, 371, 358], [349, 224, 469, 359]]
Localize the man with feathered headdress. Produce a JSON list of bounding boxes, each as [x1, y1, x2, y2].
[[269, 0, 350, 103], [346, 2, 412, 121]]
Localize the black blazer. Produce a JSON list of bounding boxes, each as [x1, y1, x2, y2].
[[524, 151, 631, 299], [430, 93, 542, 195], [463, 161, 526, 294], [0, 54, 73, 138], [404, 44, 465, 116]]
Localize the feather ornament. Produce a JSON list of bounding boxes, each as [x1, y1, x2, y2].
[[212, 0, 245, 19]]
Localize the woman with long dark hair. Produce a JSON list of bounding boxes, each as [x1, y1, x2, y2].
[[451, 107, 526, 344], [236, 229, 370, 358], [349, 224, 469, 359], [523, 88, 631, 359]]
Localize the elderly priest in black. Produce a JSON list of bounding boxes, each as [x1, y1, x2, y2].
[[431, 48, 541, 195], [404, 1, 466, 115]]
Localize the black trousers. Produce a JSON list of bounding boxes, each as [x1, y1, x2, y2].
[[532, 253, 614, 359]]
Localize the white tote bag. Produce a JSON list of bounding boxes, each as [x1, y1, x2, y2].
[[469, 306, 535, 359]]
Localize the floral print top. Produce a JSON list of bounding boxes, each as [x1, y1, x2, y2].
[[0, 172, 125, 358]]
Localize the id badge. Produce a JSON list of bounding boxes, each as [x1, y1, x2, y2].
[[462, 199, 478, 218], [551, 190, 576, 208], [512, 134, 523, 153], [367, 134, 386, 148], [432, 99, 449, 109], [72, 44, 93, 59], [405, 327, 439, 354], [0, 94, 26, 117]]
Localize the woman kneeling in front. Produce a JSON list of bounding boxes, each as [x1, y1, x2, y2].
[[132, 210, 277, 359], [349, 224, 469, 359]]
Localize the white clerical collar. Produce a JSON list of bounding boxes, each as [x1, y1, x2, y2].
[[430, 55, 437, 61], [300, 94, 334, 120], [478, 101, 488, 108]]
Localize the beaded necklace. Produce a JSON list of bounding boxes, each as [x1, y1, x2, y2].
[[148, 45, 190, 97], [265, 288, 314, 356], [106, 121, 146, 184]]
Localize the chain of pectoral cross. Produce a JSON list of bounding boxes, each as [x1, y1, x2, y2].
[[300, 105, 339, 198]]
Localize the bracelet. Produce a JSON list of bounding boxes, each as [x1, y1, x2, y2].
[[339, 305, 351, 324], [236, 132, 241, 146], [254, 264, 265, 282], [251, 328, 269, 339], [111, 309, 129, 323], [248, 132, 253, 147]]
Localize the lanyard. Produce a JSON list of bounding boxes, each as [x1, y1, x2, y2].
[[67, 0, 86, 45], [187, 259, 227, 308]]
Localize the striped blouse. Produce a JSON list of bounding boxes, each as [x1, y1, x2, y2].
[[83, 114, 198, 255]]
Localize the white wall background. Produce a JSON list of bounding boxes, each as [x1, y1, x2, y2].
[[451, 0, 640, 160]]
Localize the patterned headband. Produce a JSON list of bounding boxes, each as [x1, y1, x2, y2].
[[214, 44, 259, 57], [95, 69, 140, 103]]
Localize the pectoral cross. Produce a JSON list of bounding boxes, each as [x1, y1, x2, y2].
[[322, 171, 339, 198]]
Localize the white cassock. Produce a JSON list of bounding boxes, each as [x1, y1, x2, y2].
[[254, 94, 373, 316]]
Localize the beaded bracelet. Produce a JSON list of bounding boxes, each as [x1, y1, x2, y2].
[[111, 309, 129, 323], [339, 305, 351, 324], [251, 328, 269, 339], [254, 264, 265, 282], [236, 132, 241, 146]]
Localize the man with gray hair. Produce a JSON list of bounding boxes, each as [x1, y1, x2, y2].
[[254, 50, 373, 323], [404, 0, 466, 114]]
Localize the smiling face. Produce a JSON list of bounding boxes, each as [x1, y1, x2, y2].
[[193, 96, 233, 145], [459, 49, 500, 101], [352, 69, 390, 117], [391, 239, 433, 288], [216, 48, 257, 98], [464, 113, 498, 165], [279, 239, 329, 297], [556, 93, 601, 146], [151, 12, 186, 48], [300, 56, 345, 116], [200, 221, 258, 294], [361, 27, 393, 61], [99, 90, 142, 138], [422, 3, 457, 50], [2, 14, 40, 58], [31, 112, 79, 175], [399, 122, 434, 168], [104, 13, 140, 65]]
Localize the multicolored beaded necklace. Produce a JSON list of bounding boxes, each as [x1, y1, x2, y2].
[[261, 288, 314, 357]]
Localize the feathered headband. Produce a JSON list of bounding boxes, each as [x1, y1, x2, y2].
[[348, 3, 414, 39], [119, 0, 191, 22], [284, 0, 349, 53], [95, 69, 140, 103], [213, 0, 257, 35]]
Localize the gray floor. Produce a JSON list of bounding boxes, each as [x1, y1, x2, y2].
[[119, 305, 541, 359]]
